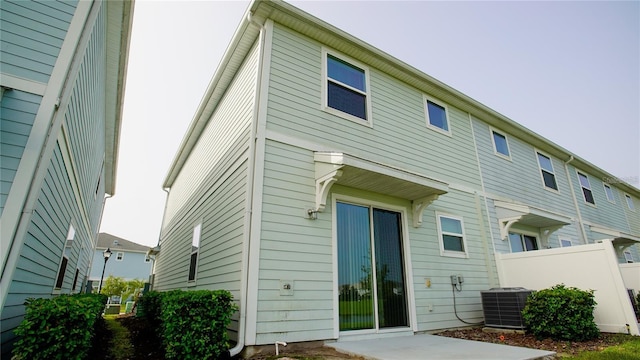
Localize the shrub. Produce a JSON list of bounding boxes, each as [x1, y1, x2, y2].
[[161, 290, 237, 360], [12, 293, 107, 360], [136, 290, 164, 338], [522, 284, 599, 341]]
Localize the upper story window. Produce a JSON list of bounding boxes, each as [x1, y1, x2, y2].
[[603, 184, 615, 203], [625, 194, 636, 211], [116, 252, 124, 261], [425, 96, 451, 135], [189, 223, 202, 282], [491, 128, 510, 158], [536, 151, 558, 191], [436, 214, 467, 258], [509, 233, 539, 253], [324, 51, 370, 123], [577, 171, 595, 205]]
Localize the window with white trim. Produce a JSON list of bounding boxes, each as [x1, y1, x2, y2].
[[425, 96, 450, 135], [577, 171, 595, 205], [188, 223, 201, 282], [536, 151, 558, 190], [116, 252, 124, 261], [324, 51, 370, 122], [624, 250, 634, 263], [625, 194, 635, 211], [491, 129, 510, 158], [603, 183, 615, 203], [509, 232, 539, 253], [55, 256, 69, 289], [560, 238, 572, 247], [436, 214, 467, 257], [72, 268, 80, 291], [65, 224, 75, 248]]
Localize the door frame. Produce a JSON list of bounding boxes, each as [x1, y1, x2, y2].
[[331, 193, 417, 339]]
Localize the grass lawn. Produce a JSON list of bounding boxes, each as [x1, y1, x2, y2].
[[566, 336, 640, 360]]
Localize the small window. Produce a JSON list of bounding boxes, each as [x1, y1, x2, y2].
[[491, 129, 510, 158], [603, 184, 615, 203], [145, 257, 151, 263], [65, 224, 75, 248], [324, 52, 369, 122], [509, 233, 539, 253], [55, 256, 69, 289], [72, 268, 80, 290], [116, 252, 124, 261], [624, 250, 634, 263], [560, 238, 572, 247], [577, 172, 595, 205], [425, 97, 450, 134], [188, 223, 202, 282], [625, 194, 635, 211], [437, 214, 467, 257], [536, 151, 558, 190]]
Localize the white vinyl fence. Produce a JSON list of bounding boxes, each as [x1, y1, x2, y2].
[[495, 239, 639, 335]]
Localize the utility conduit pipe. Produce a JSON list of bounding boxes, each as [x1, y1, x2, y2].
[[275, 341, 287, 356]]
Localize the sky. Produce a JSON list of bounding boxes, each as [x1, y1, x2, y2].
[[99, 0, 640, 248]]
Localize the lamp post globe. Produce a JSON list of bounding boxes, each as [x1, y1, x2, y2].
[[98, 248, 112, 293]]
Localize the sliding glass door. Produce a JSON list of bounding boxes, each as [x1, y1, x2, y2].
[[337, 202, 409, 331]]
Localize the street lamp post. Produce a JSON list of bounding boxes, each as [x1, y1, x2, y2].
[[98, 248, 112, 293]]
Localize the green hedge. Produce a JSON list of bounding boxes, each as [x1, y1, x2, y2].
[[137, 289, 238, 359], [12, 293, 107, 360], [522, 284, 599, 341], [162, 290, 237, 359]]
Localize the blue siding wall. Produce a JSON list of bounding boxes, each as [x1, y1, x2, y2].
[[0, 0, 78, 83], [0, 2, 109, 353], [0, 90, 41, 215], [89, 250, 152, 282]]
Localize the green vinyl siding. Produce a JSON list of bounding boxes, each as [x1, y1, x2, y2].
[[256, 141, 492, 341], [1, 91, 41, 215], [257, 141, 333, 343], [154, 39, 259, 341], [267, 24, 481, 189], [161, 41, 259, 226], [0, 0, 78, 83], [567, 166, 632, 238], [471, 118, 576, 216]]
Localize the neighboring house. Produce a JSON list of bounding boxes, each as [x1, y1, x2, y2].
[[151, 0, 640, 356], [0, 0, 133, 355], [89, 233, 153, 291]]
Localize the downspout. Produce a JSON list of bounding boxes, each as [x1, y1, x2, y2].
[[228, 11, 266, 358], [564, 156, 589, 244]]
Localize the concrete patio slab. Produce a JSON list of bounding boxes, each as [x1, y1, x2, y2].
[[326, 334, 555, 360]]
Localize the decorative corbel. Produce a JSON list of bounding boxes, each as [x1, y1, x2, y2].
[[499, 216, 522, 240], [540, 225, 564, 248], [314, 169, 343, 213], [412, 194, 440, 227]]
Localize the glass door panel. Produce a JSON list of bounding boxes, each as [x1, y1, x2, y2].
[[337, 202, 409, 331], [337, 202, 375, 331], [373, 209, 408, 328]]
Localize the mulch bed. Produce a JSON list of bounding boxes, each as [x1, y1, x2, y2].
[[435, 327, 631, 357]]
